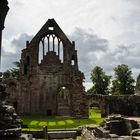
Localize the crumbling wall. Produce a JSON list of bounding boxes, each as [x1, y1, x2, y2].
[[104, 95, 140, 117], [18, 19, 88, 118], [88, 95, 140, 117]]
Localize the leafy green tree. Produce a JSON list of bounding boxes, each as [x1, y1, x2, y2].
[[3, 61, 20, 79], [88, 66, 111, 95], [112, 64, 135, 95]]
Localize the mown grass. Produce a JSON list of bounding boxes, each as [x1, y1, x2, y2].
[[21, 107, 104, 130]]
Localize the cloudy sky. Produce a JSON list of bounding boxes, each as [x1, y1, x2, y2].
[[2, 0, 140, 90]]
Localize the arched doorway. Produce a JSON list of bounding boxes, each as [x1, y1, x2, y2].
[[89, 101, 101, 119], [57, 86, 72, 116]]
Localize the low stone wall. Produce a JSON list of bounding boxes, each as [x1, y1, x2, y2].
[[88, 95, 140, 117], [22, 128, 81, 139], [104, 95, 140, 117]]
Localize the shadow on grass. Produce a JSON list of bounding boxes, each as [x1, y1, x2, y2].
[[22, 117, 103, 130], [21, 107, 104, 130]]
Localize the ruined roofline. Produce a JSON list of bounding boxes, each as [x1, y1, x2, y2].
[[29, 18, 73, 47]]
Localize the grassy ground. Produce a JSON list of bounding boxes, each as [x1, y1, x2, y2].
[[21, 107, 104, 130]]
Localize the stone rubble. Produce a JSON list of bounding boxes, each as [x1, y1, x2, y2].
[[81, 115, 140, 140]]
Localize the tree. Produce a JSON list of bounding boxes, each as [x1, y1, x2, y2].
[[112, 64, 135, 95], [5, 61, 20, 79], [88, 66, 111, 95]]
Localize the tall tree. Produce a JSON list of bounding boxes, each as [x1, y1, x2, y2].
[[112, 64, 135, 95], [3, 61, 20, 83], [88, 66, 111, 95]]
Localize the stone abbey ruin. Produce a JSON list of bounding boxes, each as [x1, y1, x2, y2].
[[2, 0, 140, 139], [18, 19, 88, 118], [5, 14, 140, 120]]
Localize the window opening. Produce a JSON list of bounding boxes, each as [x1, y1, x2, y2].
[[48, 27, 54, 30], [38, 34, 64, 64]]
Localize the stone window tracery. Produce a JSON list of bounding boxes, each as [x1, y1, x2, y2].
[[38, 34, 63, 64]]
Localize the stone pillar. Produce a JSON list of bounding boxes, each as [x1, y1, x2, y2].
[[0, 0, 9, 66]]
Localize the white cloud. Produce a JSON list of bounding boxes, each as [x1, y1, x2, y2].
[[2, 39, 16, 54], [4, 0, 140, 48], [1, 33, 33, 71], [4, 0, 138, 37]]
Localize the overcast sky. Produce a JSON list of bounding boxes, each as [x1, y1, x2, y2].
[[2, 0, 140, 90]]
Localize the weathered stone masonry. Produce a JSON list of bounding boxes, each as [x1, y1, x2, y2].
[[88, 94, 140, 117], [19, 19, 88, 118]]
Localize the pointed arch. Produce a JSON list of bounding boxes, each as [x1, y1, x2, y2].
[[38, 34, 64, 64]]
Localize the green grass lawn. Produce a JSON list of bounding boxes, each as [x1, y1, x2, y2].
[[21, 107, 104, 130]]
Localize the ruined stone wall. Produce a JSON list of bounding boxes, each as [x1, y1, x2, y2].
[[104, 95, 140, 116], [88, 95, 140, 117], [18, 19, 88, 118]]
